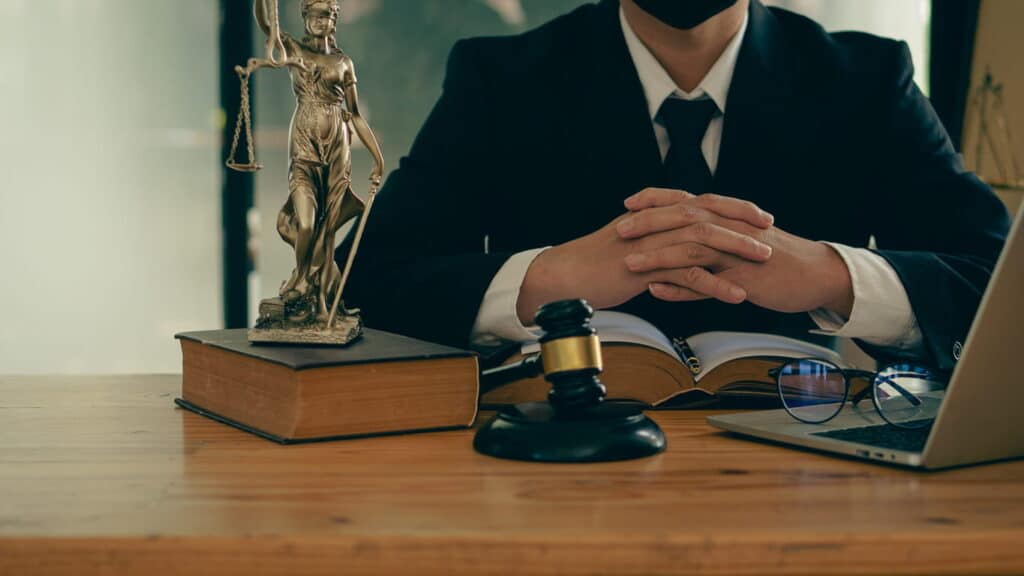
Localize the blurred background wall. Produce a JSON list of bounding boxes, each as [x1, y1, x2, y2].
[[0, 0, 935, 374], [0, 0, 222, 373], [961, 0, 1024, 214]]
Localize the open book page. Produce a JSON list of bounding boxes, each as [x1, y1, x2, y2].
[[520, 311, 843, 381], [687, 331, 843, 381], [520, 311, 678, 359]]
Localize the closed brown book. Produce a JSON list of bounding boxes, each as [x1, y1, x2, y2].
[[481, 312, 844, 408], [176, 329, 479, 443]]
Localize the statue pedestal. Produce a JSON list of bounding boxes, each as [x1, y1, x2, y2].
[[249, 297, 362, 345], [248, 316, 361, 345]]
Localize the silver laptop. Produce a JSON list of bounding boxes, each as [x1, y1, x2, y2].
[[708, 203, 1024, 469]]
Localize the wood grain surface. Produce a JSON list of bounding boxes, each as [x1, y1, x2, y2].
[[1, 375, 1023, 575]]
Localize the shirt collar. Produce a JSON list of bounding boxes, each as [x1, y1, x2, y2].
[[619, 6, 749, 120]]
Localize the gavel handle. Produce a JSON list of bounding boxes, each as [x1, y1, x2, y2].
[[480, 354, 543, 395]]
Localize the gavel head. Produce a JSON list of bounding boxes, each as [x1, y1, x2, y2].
[[534, 299, 606, 410], [535, 299, 595, 341]]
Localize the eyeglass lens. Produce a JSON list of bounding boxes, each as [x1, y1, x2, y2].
[[873, 364, 946, 429], [777, 359, 847, 423]]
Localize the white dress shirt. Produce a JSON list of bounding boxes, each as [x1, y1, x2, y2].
[[470, 8, 924, 352]]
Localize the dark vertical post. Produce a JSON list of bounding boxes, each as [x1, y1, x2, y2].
[[930, 0, 982, 151], [220, 0, 254, 328]]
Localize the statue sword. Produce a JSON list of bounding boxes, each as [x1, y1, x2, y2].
[[326, 183, 379, 330]]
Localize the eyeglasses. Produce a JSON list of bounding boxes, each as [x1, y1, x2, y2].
[[769, 359, 948, 429]]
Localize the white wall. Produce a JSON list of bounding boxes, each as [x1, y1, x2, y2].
[[0, 0, 222, 374]]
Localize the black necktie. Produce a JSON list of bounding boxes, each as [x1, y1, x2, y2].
[[658, 97, 719, 195]]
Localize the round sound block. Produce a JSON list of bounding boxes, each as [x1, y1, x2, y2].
[[473, 402, 666, 462]]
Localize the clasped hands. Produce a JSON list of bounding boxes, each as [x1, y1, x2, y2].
[[517, 188, 854, 325]]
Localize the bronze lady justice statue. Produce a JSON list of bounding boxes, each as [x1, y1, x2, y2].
[[228, 0, 385, 344]]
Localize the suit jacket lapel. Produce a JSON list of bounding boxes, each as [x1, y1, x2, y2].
[[716, 1, 790, 201], [572, 0, 664, 204]]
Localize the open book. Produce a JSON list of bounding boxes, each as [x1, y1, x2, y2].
[[479, 311, 844, 408]]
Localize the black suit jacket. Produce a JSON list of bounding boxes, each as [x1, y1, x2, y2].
[[338, 0, 1010, 370]]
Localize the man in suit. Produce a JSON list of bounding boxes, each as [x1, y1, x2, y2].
[[338, 0, 1010, 371]]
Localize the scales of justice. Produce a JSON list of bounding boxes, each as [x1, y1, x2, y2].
[[226, 0, 385, 345]]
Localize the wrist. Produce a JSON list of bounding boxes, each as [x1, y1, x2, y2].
[[516, 248, 563, 325]]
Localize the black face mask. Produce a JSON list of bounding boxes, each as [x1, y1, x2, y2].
[[631, 0, 739, 30]]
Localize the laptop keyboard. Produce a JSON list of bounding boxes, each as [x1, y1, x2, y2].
[[811, 420, 933, 453]]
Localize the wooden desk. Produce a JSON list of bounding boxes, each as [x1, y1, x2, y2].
[[2, 375, 1023, 575]]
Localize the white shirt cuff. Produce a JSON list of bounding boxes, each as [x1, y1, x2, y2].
[[808, 243, 924, 352], [469, 247, 549, 346]]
